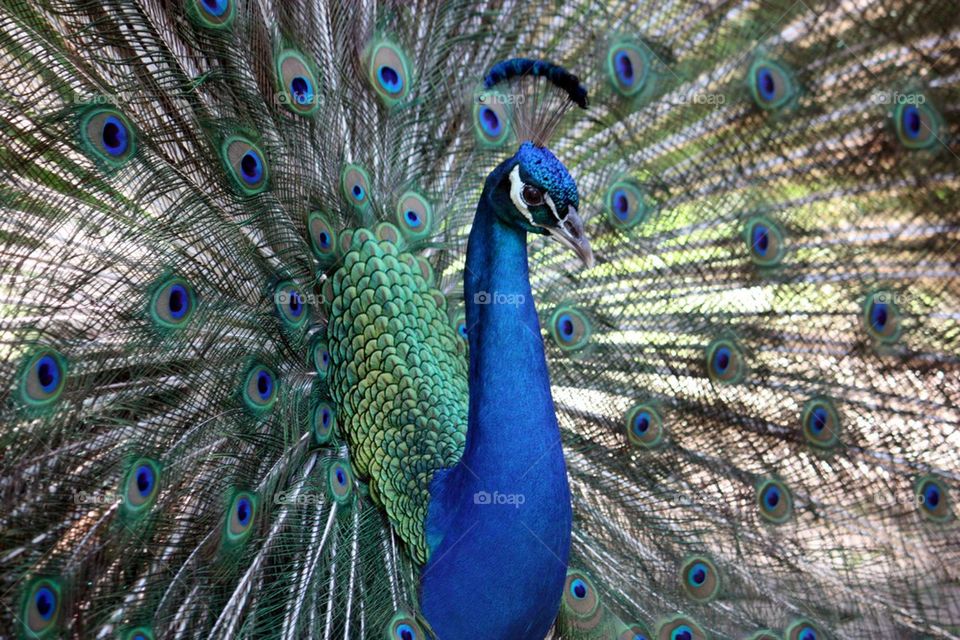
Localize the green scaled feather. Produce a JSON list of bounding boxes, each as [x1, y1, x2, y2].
[[325, 229, 467, 563]]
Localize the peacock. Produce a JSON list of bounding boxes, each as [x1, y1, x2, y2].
[[0, 0, 958, 638]]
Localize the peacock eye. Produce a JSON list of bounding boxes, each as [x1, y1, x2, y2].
[[680, 556, 720, 602], [521, 184, 545, 207], [123, 458, 161, 514], [387, 612, 424, 640], [224, 491, 258, 546], [328, 460, 354, 503], [625, 403, 665, 449], [757, 478, 793, 524], [312, 401, 336, 445], [24, 579, 61, 635], [243, 364, 278, 412]]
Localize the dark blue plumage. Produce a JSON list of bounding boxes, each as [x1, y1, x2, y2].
[[422, 144, 582, 639]]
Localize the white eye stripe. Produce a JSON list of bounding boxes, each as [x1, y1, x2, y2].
[[508, 165, 536, 226]]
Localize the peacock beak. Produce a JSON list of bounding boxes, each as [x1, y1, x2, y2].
[[547, 206, 594, 269]]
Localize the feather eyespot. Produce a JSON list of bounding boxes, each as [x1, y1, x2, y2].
[[274, 281, 308, 327], [748, 59, 795, 110], [744, 216, 785, 266], [150, 278, 194, 328], [123, 628, 154, 640], [454, 314, 468, 340], [655, 616, 707, 640], [680, 556, 719, 602], [367, 41, 411, 105], [706, 338, 745, 384], [757, 478, 793, 523], [386, 612, 424, 640], [342, 164, 372, 209], [80, 108, 136, 166], [396, 192, 433, 239], [607, 42, 650, 96], [243, 364, 277, 411], [625, 403, 665, 449], [188, 0, 235, 28], [549, 306, 591, 352], [801, 397, 840, 449], [916, 476, 953, 523], [894, 100, 940, 150], [221, 137, 268, 194], [277, 51, 318, 115], [328, 460, 354, 503], [123, 458, 161, 514], [561, 570, 601, 626], [786, 620, 821, 640], [308, 211, 338, 263], [312, 402, 336, 444], [312, 340, 330, 378], [22, 578, 61, 637], [19, 349, 66, 406], [606, 180, 647, 230], [473, 91, 511, 146], [863, 291, 901, 344], [225, 491, 257, 544]]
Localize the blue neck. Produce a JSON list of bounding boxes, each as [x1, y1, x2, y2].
[[420, 166, 572, 639]]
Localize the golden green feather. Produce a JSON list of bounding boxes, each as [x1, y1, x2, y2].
[[325, 231, 468, 563]]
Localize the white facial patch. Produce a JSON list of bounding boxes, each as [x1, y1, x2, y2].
[[508, 165, 537, 227]]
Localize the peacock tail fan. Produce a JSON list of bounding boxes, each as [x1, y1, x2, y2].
[[0, 0, 957, 639]]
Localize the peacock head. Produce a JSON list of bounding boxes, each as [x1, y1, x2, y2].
[[482, 59, 592, 267], [488, 141, 593, 268]]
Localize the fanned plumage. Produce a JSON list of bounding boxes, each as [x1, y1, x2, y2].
[[1, 0, 958, 639]]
